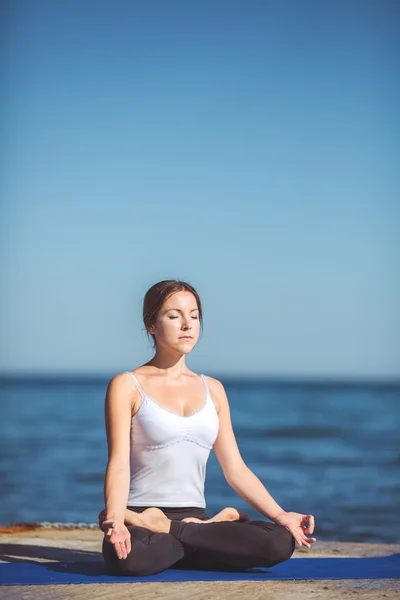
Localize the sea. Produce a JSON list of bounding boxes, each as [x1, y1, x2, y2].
[[1, 375, 399, 544]]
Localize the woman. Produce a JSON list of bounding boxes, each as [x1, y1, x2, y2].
[[100, 280, 316, 576]]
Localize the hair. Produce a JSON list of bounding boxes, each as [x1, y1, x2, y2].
[[143, 280, 203, 347]]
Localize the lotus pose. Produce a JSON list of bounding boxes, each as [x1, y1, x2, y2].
[[101, 280, 316, 576]]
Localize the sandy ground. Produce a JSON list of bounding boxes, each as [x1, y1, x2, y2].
[[0, 526, 399, 599]]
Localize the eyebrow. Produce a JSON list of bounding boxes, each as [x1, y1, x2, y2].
[[165, 308, 199, 313]]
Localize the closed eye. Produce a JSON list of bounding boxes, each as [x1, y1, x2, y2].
[[167, 314, 199, 320]]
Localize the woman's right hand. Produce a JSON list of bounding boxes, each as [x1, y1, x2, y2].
[[101, 518, 131, 560]]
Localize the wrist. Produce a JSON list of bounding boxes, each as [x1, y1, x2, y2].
[[270, 510, 287, 523], [101, 517, 126, 534], [104, 514, 124, 523]]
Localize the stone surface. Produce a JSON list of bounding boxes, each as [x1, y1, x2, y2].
[[0, 527, 399, 599]]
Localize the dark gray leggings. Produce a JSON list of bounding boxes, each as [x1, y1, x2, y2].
[[102, 506, 295, 576]]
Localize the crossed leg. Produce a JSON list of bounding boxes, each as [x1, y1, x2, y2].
[[102, 524, 185, 576], [102, 509, 295, 576]]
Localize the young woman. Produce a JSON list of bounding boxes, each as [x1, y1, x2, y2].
[[100, 280, 316, 576]]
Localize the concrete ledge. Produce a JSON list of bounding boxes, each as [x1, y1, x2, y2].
[[1, 527, 399, 599]]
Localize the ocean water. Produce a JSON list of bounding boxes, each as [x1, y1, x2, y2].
[[1, 375, 399, 544]]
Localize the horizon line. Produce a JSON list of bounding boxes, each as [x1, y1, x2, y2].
[[0, 371, 399, 386]]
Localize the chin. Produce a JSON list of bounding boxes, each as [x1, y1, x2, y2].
[[176, 341, 196, 353]]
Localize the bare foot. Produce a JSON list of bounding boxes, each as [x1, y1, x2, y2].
[[98, 507, 171, 533], [182, 507, 249, 524], [98, 506, 249, 530], [136, 507, 171, 533], [98, 508, 136, 528]]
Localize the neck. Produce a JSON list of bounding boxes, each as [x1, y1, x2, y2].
[[146, 349, 188, 377]]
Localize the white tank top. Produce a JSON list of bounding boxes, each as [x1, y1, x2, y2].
[[126, 372, 220, 508]]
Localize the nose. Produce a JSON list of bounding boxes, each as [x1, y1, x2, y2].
[[182, 317, 192, 330]]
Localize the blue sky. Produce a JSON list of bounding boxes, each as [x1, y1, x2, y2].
[[1, 0, 399, 377]]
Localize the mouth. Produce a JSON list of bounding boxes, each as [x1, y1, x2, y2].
[[179, 336, 193, 340]]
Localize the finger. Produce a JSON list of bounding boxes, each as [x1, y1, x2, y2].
[[121, 538, 129, 559], [115, 539, 127, 560], [297, 533, 310, 547], [301, 524, 311, 536], [299, 532, 316, 547], [284, 526, 302, 548], [299, 538, 311, 548], [303, 515, 315, 534], [294, 535, 305, 547], [287, 525, 312, 549], [295, 529, 312, 548], [115, 542, 124, 560], [126, 534, 132, 555], [289, 528, 303, 547], [303, 537, 313, 548], [308, 515, 315, 534], [121, 543, 127, 560]]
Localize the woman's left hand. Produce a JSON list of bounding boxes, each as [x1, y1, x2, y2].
[[273, 512, 316, 548]]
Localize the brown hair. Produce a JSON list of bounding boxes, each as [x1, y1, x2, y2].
[[143, 280, 203, 346]]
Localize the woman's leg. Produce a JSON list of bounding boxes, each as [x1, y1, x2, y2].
[[102, 525, 185, 576], [102, 508, 294, 575], [182, 506, 249, 524], [169, 519, 295, 570]]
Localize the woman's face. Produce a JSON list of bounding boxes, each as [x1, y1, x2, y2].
[[150, 291, 201, 354]]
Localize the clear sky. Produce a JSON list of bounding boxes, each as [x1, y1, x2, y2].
[[1, 0, 399, 378]]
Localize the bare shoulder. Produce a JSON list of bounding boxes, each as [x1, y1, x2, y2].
[[105, 372, 140, 410], [107, 371, 132, 392], [205, 376, 229, 412], [205, 375, 226, 395]]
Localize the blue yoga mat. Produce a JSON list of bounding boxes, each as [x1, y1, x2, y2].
[[1, 555, 399, 585]]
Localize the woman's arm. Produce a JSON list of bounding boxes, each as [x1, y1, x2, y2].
[[103, 374, 133, 522], [209, 377, 315, 547], [209, 377, 284, 519], [101, 374, 134, 559]]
